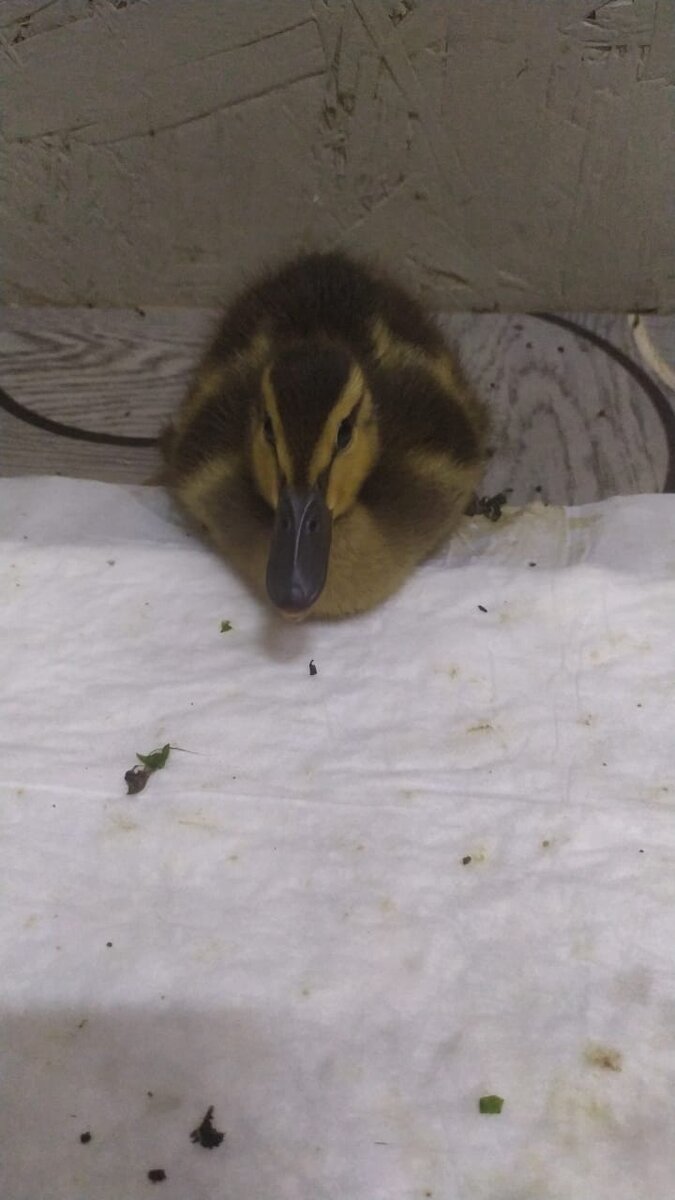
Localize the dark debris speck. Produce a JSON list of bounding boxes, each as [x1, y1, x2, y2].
[[190, 1105, 225, 1150], [80, 1131, 92, 1144], [461, 855, 472, 866], [309, 660, 318, 677], [147, 1168, 166, 1183], [478, 605, 488, 613], [474, 492, 507, 522], [125, 765, 151, 795]]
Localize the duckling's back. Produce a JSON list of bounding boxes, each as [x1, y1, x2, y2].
[[209, 251, 448, 365]]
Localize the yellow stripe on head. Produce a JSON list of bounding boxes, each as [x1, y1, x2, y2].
[[371, 316, 459, 393], [179, 330, 271, 430]]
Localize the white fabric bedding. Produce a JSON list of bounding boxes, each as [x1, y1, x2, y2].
[[1, 476, 674, 1200]]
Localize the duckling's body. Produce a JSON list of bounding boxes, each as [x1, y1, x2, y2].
[[161, 251, 488, 618]]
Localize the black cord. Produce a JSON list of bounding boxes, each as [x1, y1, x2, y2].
[[534, 313, 675, 493], [1, 315, 672, 488], [0, 383, 158, 447]]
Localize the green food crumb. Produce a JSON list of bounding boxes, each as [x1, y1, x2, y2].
[[136, 743, 171, 771], [479, 1095, 504, 1115], [220, 620, 233, 633]]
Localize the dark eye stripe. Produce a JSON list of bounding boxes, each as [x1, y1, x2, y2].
[[334, 394, 364, 454], [263, 415, 275, 445], [336, 418, 353, 450]]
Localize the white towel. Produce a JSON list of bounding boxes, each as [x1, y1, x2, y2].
[[2, 477, 675, 1200]]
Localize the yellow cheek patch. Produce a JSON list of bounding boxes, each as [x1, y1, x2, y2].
[[175, 455, 238, 525], [325, 426, 379, 516]]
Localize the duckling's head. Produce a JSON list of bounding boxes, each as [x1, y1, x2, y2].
[[250, 340, 379, 617]]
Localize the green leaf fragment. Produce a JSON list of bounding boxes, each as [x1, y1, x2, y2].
[[479, 1095, 504, 1115], [220, 620, 233, 633], [136, 743, 171, 771]]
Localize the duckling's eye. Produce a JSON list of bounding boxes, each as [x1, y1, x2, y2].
[[336, 418, 353, 452], [263, 415, 275, 446]]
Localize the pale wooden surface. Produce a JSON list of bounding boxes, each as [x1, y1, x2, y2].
[[1, 308, 674, 504]]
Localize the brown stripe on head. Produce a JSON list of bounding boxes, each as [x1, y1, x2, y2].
[[265, 343, 355, 485]]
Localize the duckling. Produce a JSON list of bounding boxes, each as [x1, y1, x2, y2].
[[161, 251, 488, 618]]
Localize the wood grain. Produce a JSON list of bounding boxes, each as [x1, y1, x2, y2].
[[1, 307, 674, 504], [445, 314, 672, 505]]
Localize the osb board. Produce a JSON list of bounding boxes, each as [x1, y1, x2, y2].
[[2, 0, 674, 310]]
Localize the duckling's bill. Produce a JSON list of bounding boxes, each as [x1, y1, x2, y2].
[[266, 484, 333, 617]]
